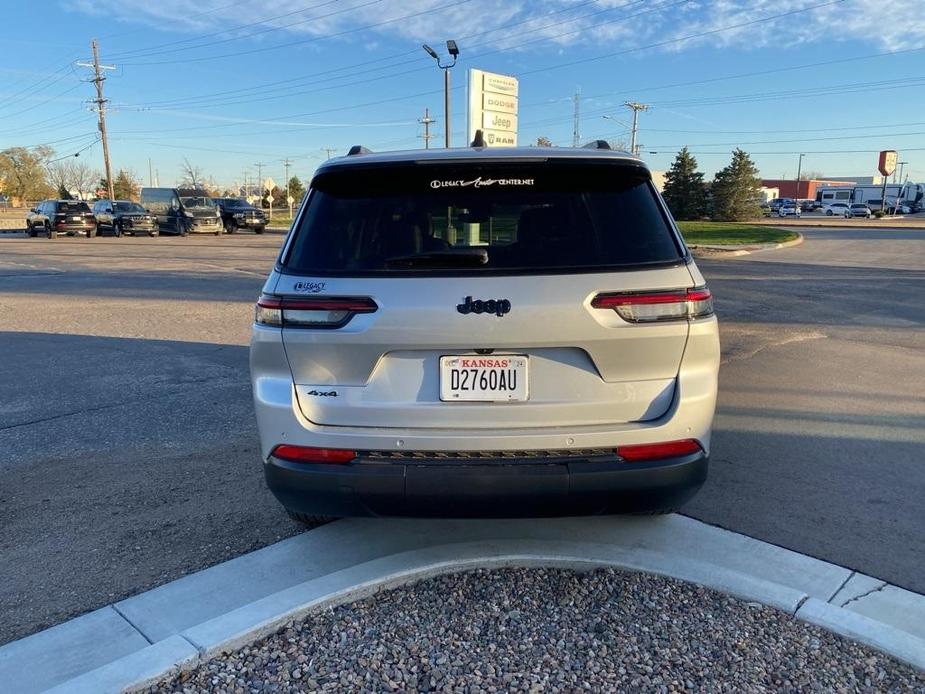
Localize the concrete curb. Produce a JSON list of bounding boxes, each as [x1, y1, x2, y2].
[[3, 515, 923, 692], [689, 231, 804, 257]]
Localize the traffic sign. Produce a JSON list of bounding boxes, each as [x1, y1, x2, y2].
[[286, 195, 295, 204], [263, 177, 276, 192], [878, 150, 897, 177]]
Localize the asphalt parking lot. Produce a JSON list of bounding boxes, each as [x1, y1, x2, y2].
[[0, 226, 923, 646]]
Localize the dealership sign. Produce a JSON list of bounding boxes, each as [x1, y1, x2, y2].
[[878, 150, 898, 177], [468, 69, 518, 147]]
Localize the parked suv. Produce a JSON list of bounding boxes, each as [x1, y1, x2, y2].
[[250, 143, 720, 520], [214, 197, 267, 234], [26, 200, 97, 238], [92, 200, 158, 236]]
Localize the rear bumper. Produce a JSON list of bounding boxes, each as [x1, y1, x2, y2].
[[265, 451, 707, 517]]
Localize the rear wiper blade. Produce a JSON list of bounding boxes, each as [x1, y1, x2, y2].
[[385, 248, 489, 268]]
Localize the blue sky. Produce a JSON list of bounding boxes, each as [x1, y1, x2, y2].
[[2, 0, 924, 189]]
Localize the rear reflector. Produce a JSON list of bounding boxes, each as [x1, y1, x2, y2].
[[617, 439, 703, 462], [255, 295, 377, 328], [591, 287, 713, 323], [271, 445, 356, 464]]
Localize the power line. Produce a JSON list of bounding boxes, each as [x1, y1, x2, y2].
[[120, 0, 476, 66], [131, 0, 660, 111], [106, 0, 344, 59]]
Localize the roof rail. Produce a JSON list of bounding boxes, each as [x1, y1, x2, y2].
[[470, 129, 486, 148], [347, 145, 372, 156], [581, 140, 611, 150]]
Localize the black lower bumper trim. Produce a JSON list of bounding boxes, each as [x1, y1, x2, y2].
[[265, 452, 708, 518]]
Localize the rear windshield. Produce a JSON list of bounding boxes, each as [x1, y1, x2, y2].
[[56, 202, 91, 213], [283, 161, 684, 275]]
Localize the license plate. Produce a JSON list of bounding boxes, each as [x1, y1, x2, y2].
[[71, 216, 82, 222], [440, 355, 528, 402]]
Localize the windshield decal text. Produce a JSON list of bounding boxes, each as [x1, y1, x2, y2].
[[430, 177, 534, 190]]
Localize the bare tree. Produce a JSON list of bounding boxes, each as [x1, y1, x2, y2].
[[46, 160, 101, 199], [179, 158, 205, 189]]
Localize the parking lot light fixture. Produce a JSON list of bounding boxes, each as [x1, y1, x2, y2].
[[422, 41, 459, 148]]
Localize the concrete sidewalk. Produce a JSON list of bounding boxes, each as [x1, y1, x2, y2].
[[2, 514, 923, 693]]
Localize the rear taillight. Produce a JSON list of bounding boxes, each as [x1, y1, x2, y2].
[[271, 445, 356, 464], [255, 295, 377, 328], [617, 439, 703, 462], [591, 287, 713, 323]]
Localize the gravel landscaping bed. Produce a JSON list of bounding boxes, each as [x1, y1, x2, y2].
[[150, 568, 925, 693]]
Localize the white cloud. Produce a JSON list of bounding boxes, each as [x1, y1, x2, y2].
[[68, 0, 925, 59]]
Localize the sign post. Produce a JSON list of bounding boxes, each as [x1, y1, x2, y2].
[[467, 69, 519, 147], [263, 177, 275, 221], [878, 151, 897, 213]]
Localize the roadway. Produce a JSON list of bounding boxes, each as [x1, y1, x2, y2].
[[0, 226, 922, 645]]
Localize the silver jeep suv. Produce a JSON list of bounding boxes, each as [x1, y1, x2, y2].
[[250, 142, 720, 520]]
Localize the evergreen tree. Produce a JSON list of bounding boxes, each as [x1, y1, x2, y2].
[[287, 176, 305, 202], [661, 147, 706, 220], [711, 148, 762, 221], [99, 170, 140, 200]]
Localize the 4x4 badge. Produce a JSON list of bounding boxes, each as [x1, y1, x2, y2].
[[457, 296, 512, 317]]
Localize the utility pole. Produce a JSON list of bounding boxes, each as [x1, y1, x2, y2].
[[624, 101, 649, 156], [896, 161, 907, 186], [572, 87, 581, 147], [282, 157, 293, 217], [148, 158, 153, 187], [419, 108, 436, 149], [77, 40, 116, 201], [795, 153, 804, 202], [242, 169, 249, 198], [322, 147, 338, 160], [254, 162, 265, 192]]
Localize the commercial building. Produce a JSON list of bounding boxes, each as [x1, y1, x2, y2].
[[761, 179, 853, 200]]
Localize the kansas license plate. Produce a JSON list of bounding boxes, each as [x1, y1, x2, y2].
[[439, 355, 528, 402]]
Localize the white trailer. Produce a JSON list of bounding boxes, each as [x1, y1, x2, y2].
[[816, 183, 923, 209]]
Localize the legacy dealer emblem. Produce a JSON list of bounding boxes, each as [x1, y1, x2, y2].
[[457, 296, 512, 317]]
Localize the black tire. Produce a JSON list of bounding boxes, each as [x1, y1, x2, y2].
[[114, 223, 122, 237], [255, 226, 265, 235], [176, 218, 188, 236], [214, 225, 223, 236], [285, 509, 337, 527], [46, 223, 56, 239], [826, 210, 833, 216], [27, 224, 37, 238], [224, 220, 235, 234], [86, 227, 96, 239], [149, 229, 159, 237]]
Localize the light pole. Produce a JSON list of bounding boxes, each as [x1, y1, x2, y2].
[[795, 153, 804, 203], [423, 40, 459, 148]]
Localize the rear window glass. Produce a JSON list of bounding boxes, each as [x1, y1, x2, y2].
[[283, 161, 683, 275], [56, 202, 91, 213]]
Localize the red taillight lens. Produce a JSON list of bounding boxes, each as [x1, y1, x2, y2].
[[617, 439, 703, 462], [591, 287, 713, 323], [255, 295, 377, 328], [271, 445, 356, 464]]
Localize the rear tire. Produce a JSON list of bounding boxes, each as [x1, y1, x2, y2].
[[46, 224, 56, 239], [285, 509, 337, 527], [255, 226, 265, 235]]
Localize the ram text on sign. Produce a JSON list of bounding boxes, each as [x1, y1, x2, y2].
[[482, 130, 517, 147]]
